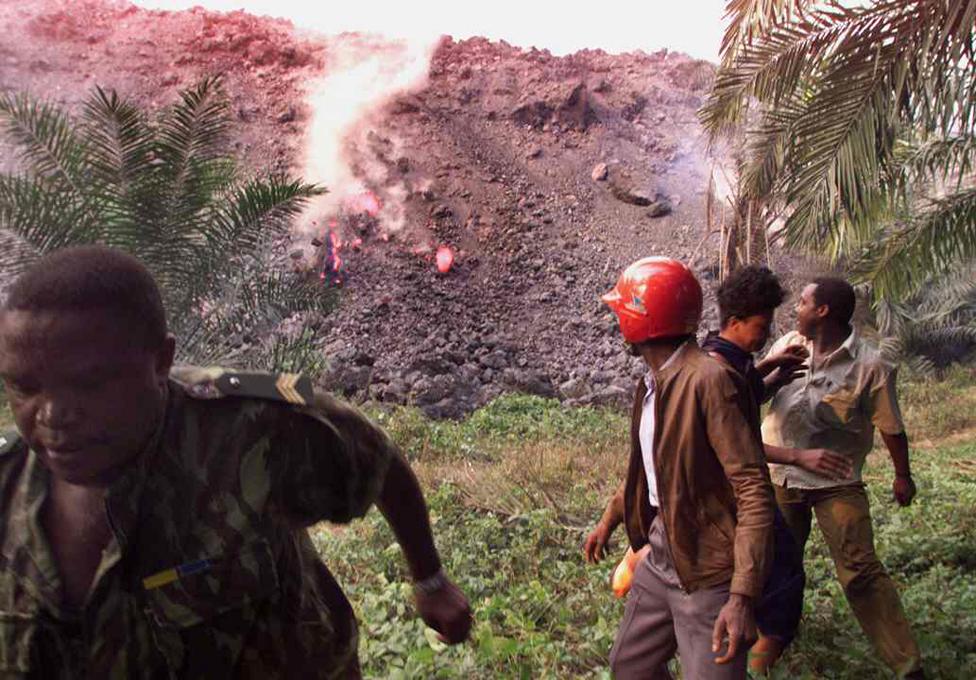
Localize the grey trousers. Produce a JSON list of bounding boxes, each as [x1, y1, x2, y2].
[[609, 516, 748, 680]]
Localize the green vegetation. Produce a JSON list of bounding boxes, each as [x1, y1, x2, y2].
[[315, 370, 976, 678], [1, 367, 972, 676], [703, 0, 976, 301], [0, 78, 330, 373], [701, 1, 976, 371]]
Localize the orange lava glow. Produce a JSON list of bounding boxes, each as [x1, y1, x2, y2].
[[435, 245, 454, 273], [330, 230, 343, 271]]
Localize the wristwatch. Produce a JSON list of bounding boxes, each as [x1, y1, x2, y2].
[[413, 569, 448, 595]]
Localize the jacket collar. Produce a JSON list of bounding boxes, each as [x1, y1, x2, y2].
[[653, 338, 698, 383], [701, 331, 754, 376], [798, 327, 859, 367], [642, 339, 690, 391], [102, 386, 175, 552], [839, 327, 859, 359]]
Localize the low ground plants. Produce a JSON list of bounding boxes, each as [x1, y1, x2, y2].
[[0, 369, 972, 677], [316, 369, 976, 678]]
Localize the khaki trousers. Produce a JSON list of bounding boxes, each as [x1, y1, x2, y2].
[[609, 516, 748, 679], [775, 483, 922, 677]]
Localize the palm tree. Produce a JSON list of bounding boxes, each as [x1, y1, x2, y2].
[[874, 265, 976, 372], [0, 77, 331, 374], [701, 0, 976, 303]]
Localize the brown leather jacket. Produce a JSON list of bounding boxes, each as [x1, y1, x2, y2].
[[603, 342, 774, 598]]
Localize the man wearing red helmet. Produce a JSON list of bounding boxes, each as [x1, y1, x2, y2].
[[586, 257, 775, 679]]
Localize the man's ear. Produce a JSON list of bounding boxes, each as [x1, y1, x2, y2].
[[815, 303, 831, 321], [155, 334, 177, 381]]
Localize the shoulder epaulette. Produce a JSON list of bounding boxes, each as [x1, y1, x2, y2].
[[170, 365, 314, 406], [0, 430, 23, 457]]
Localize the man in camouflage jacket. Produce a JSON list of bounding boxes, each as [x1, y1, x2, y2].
[[0, 246, 472, 678]]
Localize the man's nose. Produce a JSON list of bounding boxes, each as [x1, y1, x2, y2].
[[36, 394, 83, 429]]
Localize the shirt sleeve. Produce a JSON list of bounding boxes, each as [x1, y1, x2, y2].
[[701, 368, 774, 598], [869, 365, 906, 435], [267, 390, 396, 526]]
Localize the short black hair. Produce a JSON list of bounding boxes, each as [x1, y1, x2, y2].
[[717, 265, 787, 327], [3, 245, 167, 348], [811, 276, 856, 326]]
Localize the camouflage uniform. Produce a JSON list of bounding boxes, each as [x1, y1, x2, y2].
[[0, 367, 396, 678]]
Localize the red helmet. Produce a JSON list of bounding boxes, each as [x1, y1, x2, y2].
[[602, 257, 702, 343]]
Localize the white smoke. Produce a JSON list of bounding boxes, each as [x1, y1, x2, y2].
[[300, 33, 436, 235]]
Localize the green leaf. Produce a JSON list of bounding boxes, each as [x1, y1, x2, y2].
[[0, 77, 335, 373], [0, 92, 89, 194]]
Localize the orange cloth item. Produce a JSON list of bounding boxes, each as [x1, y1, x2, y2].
[[748, 635, 785, 675], [611, 546, 650, 598]]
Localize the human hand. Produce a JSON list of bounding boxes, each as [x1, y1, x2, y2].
[[794, 448, 852, 480], [583, 521, 613, 563], [777, 357, 808, 381], [781, 344, 809, 360], [711, 593, 757, 664], [415, 576, 473, 644], [893, 475, 917, 507], [768, 344, 809, 369], [765, 346, 808, 387]]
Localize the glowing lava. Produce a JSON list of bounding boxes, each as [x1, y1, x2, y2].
[[435, 245, 454, 273], [319, 224, 345, 286], [330, 231, 343, 272]]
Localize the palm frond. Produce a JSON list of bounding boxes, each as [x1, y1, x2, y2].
[[781, 73, 894, 249], [0, 92, 88, 195], [81, 87, 155, 206], [210, 176, 325, 255], [156, 75, 230, 168], [0, 174, 101, 273], [703, 0, 976, 314], [875, 262, 976, 372], [895, 135, 976, 191], [267, 327, 329, 377], [160, 176, 325, 316], [174, 266, 334, 370], [0, 77, 334, 374], [737, 100, 798, 200], [151, 76, 234, 243], [704, 10, 838, 135], [859, 187, 976, 300], [719, 0, 813, 65]]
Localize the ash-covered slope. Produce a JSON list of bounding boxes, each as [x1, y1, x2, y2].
[[0, 0, 727, 417], [0, 0, 324, 174], [321, 39, 721, 415]]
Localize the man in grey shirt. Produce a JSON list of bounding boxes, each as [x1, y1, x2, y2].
[[762, 277, 923, 679]]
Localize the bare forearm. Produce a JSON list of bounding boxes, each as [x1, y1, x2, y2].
[[755, 357, 777, 378], [375, 453, 442, 581], [599, 481, 626, 528], [882, 431, 912, 477], [763, 444, 795, 465]]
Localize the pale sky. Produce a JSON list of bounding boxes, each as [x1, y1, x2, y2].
[[132, 1, 731, 62]]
